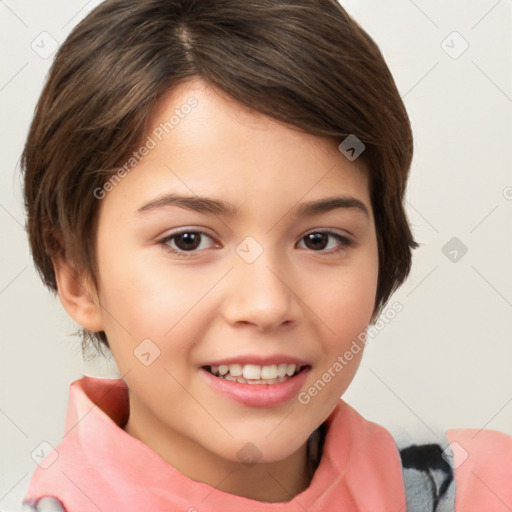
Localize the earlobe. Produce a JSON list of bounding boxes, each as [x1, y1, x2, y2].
[[52, 257, 104, 333]]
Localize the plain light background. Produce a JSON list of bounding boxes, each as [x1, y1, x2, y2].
[[1, 0, 511, 509]]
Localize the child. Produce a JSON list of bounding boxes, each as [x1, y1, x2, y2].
[[20, 0, 512, 510]]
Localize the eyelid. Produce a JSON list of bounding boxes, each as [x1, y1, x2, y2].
[[301, 227, 353, 240]]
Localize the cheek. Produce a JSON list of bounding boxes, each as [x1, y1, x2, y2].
[[95, 247, 218, 357], [322, 257, 378, 333], [312, 251, 378, 392]]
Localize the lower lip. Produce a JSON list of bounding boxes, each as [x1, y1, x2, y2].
[[200, 367, 310, 408]]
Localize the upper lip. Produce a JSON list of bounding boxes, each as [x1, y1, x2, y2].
[[201, 355, 311, 367]]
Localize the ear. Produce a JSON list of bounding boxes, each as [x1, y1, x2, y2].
[[52, 257, 104, 333]]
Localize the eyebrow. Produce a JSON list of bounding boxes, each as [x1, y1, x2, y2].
[[136, 193, 370, 219]]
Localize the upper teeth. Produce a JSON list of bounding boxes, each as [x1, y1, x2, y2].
[[210, 363, 300, 380]]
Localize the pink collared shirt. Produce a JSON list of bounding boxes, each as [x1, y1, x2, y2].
[[23, 376, 512, 511]]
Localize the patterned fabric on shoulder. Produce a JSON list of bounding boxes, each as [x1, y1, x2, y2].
[[22, 496, 67, 512], [392, 428, 456, 512]]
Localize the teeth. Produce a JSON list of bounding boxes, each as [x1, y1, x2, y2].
[[228, 364, 243, 377], [277, 363, 288, 378], [207, 362, 303, 382], [238, 376, 287, 385], [286, 364, 297, 376], [242, 364, 261, 380], [261, 365, 277, 379]]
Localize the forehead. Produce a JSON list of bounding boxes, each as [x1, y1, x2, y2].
[[98, 78, 372, 223]]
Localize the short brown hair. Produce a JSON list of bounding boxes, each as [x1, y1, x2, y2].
[[22, 0, 418, 358]]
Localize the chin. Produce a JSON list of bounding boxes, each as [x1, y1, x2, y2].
[[212, 428, 308, 465]]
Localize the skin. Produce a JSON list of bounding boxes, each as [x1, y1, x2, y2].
[[54, 78, 379, 503]]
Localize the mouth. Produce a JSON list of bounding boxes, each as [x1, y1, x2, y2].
[[203, 363, 308, 385], [199, 354, 312, 408]]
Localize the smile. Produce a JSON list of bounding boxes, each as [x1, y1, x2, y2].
[[200, 362, 311, 407], [204, 363, 306, 384]]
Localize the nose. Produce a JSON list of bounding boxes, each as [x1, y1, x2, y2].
[[221, 245, 301, 332]]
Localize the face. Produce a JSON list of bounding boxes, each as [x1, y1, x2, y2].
[[90, 78, 378, 473]]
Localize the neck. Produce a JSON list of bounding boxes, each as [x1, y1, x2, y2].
[[123, 395, 318, 502]]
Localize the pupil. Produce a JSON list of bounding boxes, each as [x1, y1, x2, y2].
[[306, 233, 327, 250]]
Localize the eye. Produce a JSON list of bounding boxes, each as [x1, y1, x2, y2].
[[159, 229, 354, 258], [160, 230, 218, 257], [297, 230, 354, 254]]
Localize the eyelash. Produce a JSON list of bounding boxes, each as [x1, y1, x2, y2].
[[159, 229, 354, 259]]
